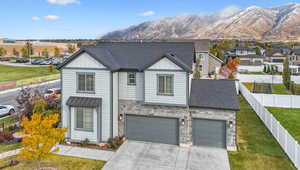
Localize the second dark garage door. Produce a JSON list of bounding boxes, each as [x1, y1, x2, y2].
[[192, 118, 226, 148], [125, 115, 179, 145]]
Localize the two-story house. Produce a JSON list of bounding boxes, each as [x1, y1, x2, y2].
[[227, 47, 264, 66], [58, 42, 239, 150], [194, 40, 223, 76], [265, 47, 291, 63]]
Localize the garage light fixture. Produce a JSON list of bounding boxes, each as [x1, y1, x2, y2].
[[181, 117, 186, 126], [119, 114, 124, 121], [228, 120, 233, 128]]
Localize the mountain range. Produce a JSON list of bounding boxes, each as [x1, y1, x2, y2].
[[101, 3, 300, 41]]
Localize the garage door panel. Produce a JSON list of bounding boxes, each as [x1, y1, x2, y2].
[[125, 115, 179, 145], [192, 119, 226, 148]]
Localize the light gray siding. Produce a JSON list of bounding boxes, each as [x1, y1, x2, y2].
[[112, 72, 119, 137], [118, 72, 144, 101], [65, 52, 106, 69], [144, 70, 187, 106], [148, 58, 182, 70], [61, 68, 111, 142]]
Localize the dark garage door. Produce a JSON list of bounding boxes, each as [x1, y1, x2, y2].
[[125, 115, 179, 145], [192, 118, 226, 148]]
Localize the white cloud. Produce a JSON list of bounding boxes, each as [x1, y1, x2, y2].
[[44, 15, 60, 20], [139, 10, 155, 17], [32, 17, 40, 21], [47, 0, 79, 5]]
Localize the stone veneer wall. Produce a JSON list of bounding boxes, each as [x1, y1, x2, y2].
[[118, 100, 236, 151]]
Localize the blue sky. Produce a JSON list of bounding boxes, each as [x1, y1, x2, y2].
[[0, 0, 299, 39]]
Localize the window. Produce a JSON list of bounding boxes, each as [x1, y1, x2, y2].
[[157, 75, 174, 96], [77, 73, 95, 93], [75, 107, 93, 131], [127, 72, 136, 85]]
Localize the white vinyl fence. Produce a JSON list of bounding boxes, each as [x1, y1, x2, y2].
[[253, 93, 300, 108], [237, 74, 300, 84], [240, 83, 300, 169]]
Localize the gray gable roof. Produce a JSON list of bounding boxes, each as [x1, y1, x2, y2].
[[58, 42, 194, 72], [189, 79, 239, 111]]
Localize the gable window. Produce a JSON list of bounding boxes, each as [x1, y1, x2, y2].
[[75, 107, 93, 131], [157, 74, 174, 96], [127, 72, 136, 86], [77, 73, 95, 93]]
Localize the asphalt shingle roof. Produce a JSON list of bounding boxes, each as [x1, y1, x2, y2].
[[189, 79, 240, 111], [58, 42, 194, 72], [66, 96, 102, 107]]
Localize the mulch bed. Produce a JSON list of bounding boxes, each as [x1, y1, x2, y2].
[[62, 142, 118, 152]]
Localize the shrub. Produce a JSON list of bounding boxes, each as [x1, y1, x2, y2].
[[80, 138, 90, 146], [0, 131, 15, 143], [107, 136, 124, 149]]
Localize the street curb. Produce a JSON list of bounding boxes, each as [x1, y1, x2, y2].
[[0, 79, 60, 95]]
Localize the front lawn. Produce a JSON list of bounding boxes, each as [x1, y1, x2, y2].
[[0, 143, 21, 153], [0, 65, 59, 82], [0, 154, 106, 170], [267, 107, 300, 143], [228, 96, 295, 170]]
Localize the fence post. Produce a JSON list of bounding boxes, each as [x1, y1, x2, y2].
[[284, 129, 288, 151], [295, 141, 298, 168]]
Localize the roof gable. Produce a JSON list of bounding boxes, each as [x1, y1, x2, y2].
[[65, 52, 106, 69], [148, 57, 182, 70]]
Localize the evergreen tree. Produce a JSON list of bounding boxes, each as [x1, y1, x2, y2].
[[282, 59, 291, 90]]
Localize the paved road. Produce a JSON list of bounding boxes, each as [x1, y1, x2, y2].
[[0, 81, 60, 110], [0, 61, 48, 67]]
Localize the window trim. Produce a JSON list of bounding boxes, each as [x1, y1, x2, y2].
[[74, 107, 94, 132], [76, 72, 95, 94], [127, 72, 136, 86], [157, 74, 174, 96]]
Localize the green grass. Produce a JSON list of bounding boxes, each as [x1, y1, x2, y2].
[[16, 74, 60, 87], [0, 115, 19, 125], [0, 65, 59, 83], [271, 84, 292, 95], [0, 143, 21, 154], [240, 72, 265, 75], [0, 154, 106, 170], [242, 83, 253, 92], [228, 96, 295, 170], [267, 107, 300, 143]]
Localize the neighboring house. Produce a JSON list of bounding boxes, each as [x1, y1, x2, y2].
[[194, 40, 223, 76], [228, 47, 256, 56], [264, 48, 291, 63], [58, 42, 239, 150], [289, 49, 300, 66]]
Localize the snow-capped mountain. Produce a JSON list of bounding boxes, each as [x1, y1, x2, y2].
[[101, 3, 300, 40]]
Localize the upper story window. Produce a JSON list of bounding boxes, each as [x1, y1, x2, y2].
[[75, 107, 93, 131], [157, 74, 174, 96], [127, 72, 136, 86], [77, 72, 95, 93]]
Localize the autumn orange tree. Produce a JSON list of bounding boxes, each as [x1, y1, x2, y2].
[[19, 113, 67, 168]]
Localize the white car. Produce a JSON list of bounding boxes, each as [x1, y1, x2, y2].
[[0, 105, 15, 116]]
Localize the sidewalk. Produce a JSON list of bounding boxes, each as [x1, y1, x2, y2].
[[0, 79, 60, 95], [56, 145, 114, 161], [0, 145, 114, 161]]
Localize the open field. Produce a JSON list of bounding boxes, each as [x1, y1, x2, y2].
[[228, 96, 295, 170], [0, 65, 59, 83]]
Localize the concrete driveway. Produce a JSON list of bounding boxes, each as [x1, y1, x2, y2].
[[102, 140, 230, 170]]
